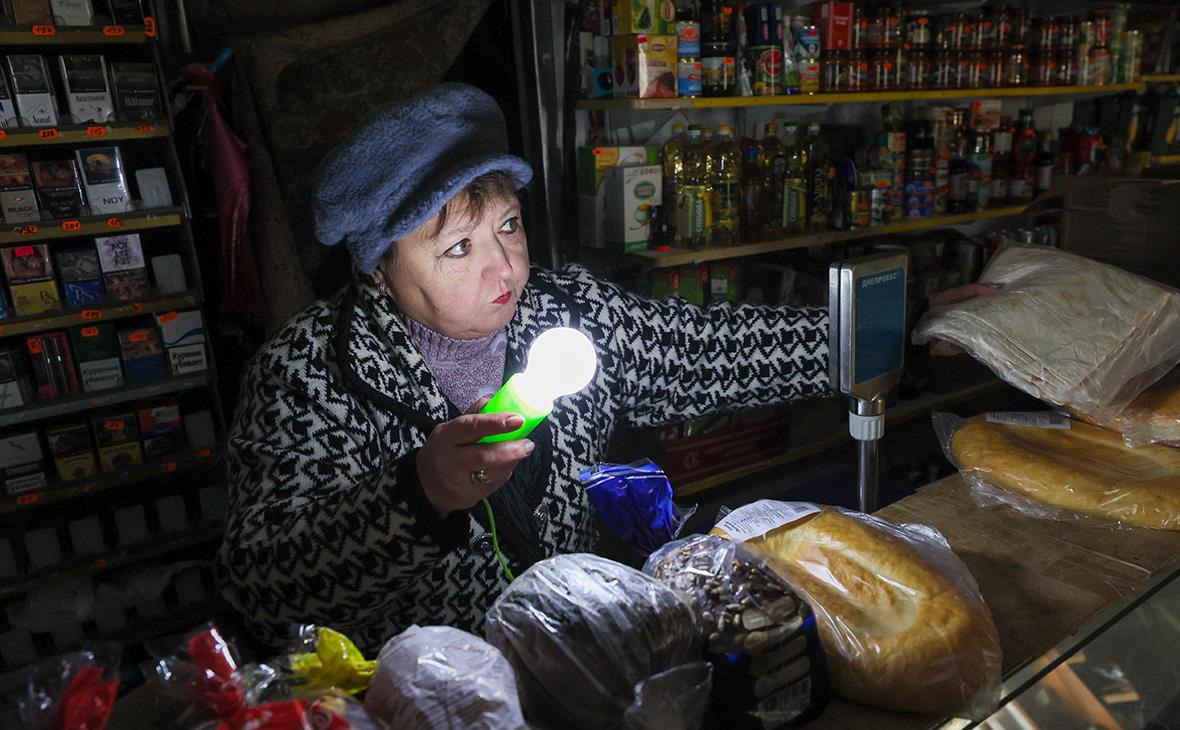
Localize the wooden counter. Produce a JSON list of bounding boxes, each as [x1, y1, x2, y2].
[[810, 474, 1180, 729]]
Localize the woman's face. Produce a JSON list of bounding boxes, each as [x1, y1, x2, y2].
[[376, 194, 529, 340]]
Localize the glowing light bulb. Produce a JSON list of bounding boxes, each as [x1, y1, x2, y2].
[[479, 327, 598, 443]]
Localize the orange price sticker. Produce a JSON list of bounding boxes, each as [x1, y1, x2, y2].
[[26, 337, 42, 354], [94, 558, 108, 568], [144, 16, 157, 37], [106, 216, 124, 229], [17, 224, 38, 237], [196, 447, 212, 458], [131, 302, 144, 312], [37, 128, 58, 140], [163, 462, 177, 473], [16, 493, 40, 506], [0, 130, 7, 142], [135, 123, 154, 133], [31, 24, 56, 36], [129, 331, 148, 343], [722, 5, 732, 12], [104, 420, 125, 431], [86, 126, 106, 138], [81, 326, 99, 337], [158, 311, 177, 324], [101, 24, 126, 37], [80, 309, 103, 320], [61, 220, 81, 232]]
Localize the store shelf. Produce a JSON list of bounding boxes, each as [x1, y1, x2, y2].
[[0, 530, 220, 601], [0, 446, 223, 516], [106, 599, 224, 646], [0, 206, 183, 244], [578, 83, 1145, 111], [0, 24, 150, 45], [674, 377, 1008, 496], [0, 120, 168, 148], [0, 372, 209, 428], [1143, 74, 1180, 83], [631, 205, 1027, 268], [1151, 154, 1180, 166], [0, 292, 198, 339]]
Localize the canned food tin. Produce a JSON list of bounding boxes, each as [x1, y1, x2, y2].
[[746, 46, 783, 95], [799, 58, 821, 94], [677, 21, 701, 58], [702, 49, 736, 96], [794, 25, 821, 60], [870, 187, 891, 225], [678, 58, 703, 97]]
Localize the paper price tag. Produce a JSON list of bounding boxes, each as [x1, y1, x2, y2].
[[158, 311, 177, 323], [16, 493, 40, 506], [37, 128, 58, 140], [102, 25, 126, 37], [86, 126, 106, 138], [31, 24, 56, 36], [164, 462, 177, 473], [26, 337, 42, 354], [81, 326, 99, 337], [80, 309, 103, 320], [61, 220, 81, 232], [131, 303, 143, 312], [129, 331, 148, 343], [103, 420, 124, 431], [714, 500, 820, 542], [16, 225, 37, 237], [0, 130, 7, 142], [105, 216, 124, 228], [986, 412, 1072, 430], [144, 17, 157, 36], [196, 447, 212, 458], [135, 123, 154, 133], [14, 245, 33, 256]]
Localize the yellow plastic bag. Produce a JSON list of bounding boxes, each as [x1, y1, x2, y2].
[[288, 626, 376, 696]]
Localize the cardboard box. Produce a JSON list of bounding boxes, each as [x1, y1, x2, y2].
[[812, 2, 856, 51], [1059, 177, 1180, 288], [91, 412, 143, 472], [611, 34, 677, 99], [0, 346, 29, 409], [26, 331, 78, 399], [650, 269, 680, 299], [577, 145, 659, 195], [0, 430, 46, 495], [70, 323, 123, 392], [45, 422, 97, 481], [678, 264, 708, 306], [709, 261, 741, 304], [604, 165, 662, 253], [155, 310, 207, 375], [55, 247, 104, 308], [8, 279, 59, 316], [658, 415, 791, 491], [613, 0, 675, 35]]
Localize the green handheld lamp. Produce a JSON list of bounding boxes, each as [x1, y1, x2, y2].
[[479, 327, 598, 443]]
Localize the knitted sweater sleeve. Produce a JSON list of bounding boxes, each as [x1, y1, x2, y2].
[[562, 267, 830, 428], [217, 315, 466, 645]]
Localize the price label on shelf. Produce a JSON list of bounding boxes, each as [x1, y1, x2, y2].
[[101, 25, 126, 37], [85, 126, 106, 138], [16, 493, 40, 506], [37, 128, 58, 140], [196, 447, 212, 458], [94, 558, 108, 568], [17, 224, 38, 237], [129, 331, 148, 342], [106, 216, 124, 229], [61, 220, 81, 232], [158, 311, 177, 323], [135, 123, 154, 134], [103, 420, 124, 431], [164, 462, 177, 473], [26, 337, 42, 354], [81, 326, 99, 337], [31, 24, 56, 36], [131, 303, 143, 312], [0, 130, 8, 142], [144, 17, 157, 37], [80, 309, 103, 320]]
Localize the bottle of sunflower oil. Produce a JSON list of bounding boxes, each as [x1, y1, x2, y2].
[[676, 124, 713, 248], [709, 124, 742, 246]]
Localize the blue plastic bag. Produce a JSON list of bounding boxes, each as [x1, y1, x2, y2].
[[581, 460, 695, 557]]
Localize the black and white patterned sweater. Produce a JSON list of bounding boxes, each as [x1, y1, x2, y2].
[[217, 264, 829, 654]]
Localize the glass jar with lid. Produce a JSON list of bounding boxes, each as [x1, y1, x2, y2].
[[984, 52, 1004, 87], [1004, 49, 1028, 86], [848, 51, 869, 91], [906, 51, 931, 89], [906, 10, 932, 49], [869, 50, 898, 90], [931, 51, 955, 89], [1030, 53, 1057, 86]]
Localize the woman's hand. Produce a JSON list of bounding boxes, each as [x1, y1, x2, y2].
[[928, 283, 996, 357], [416, 397, 535, 516]]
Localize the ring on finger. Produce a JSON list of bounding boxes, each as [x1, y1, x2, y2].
[[470, 469, 492, 486]]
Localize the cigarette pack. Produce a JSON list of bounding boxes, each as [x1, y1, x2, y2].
[[91, 411, 143, 472], [138, 402, 183, 458], [110, 62, 161, 121], [95, 233, 144, 272], [75, 146, 130, 214], [26, 331, 79, 399], [45, 422, 97, 481], [2, 243, 52, 282], [118, 324, 164, 382], [59, 55, 113, 124], [103, 268, 148, 301], [105, 0, 143, 25], [0, 153, 40, 224], [0, 69, 19, 129], [0, 346, 31, 409], [0, 430, 46, 495], [32, 159, 86, 219], [8, 279, 60, 316], [49, 0, 94, 25], [55, 245, 105, 306], [70, 323, 123, 392], [10, 0, 53, 25], [6, 55, 57, 127], [156, 309, 206, 374]]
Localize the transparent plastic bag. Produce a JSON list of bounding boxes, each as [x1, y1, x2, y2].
[[484, 553, 701, 730], [362, 625, 524, 730], [935, 411, 1180, 530], [622, 662, 711, 730], [19, 646, 121, 730], [912, 245, 1180, 420], [1072, 372, 1180, 448], [710, 500, 1002, 716], [581, 460, 696, 557], [643, 534, 829, 727]]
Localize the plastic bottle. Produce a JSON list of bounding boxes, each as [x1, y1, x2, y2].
[[760, 121, 786, 238], [989, 120, 1012, 204], [1034, 129, 1055, 196], [660, 123, 687, 244], [676, 125, 713, 248], [740, 129, 764, 242], [803, 123, 830, 231], [1006, 109, 1036, 204], [709, 124, 742, 245], [968, 126, 993, 211], [783, 123, 808, 234]]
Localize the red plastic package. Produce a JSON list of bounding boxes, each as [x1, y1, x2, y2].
[[19, 648, 121, 730]]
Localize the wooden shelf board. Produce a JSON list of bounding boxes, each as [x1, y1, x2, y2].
[[0, 120, 167, 148], [0, 372, 208, 428], [0, 207, 183, 244], [0, 25, 148, 45], [1151, 154, 1180, 165]]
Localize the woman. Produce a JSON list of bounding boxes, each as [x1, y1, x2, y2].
[[217, 83, 985, 653]]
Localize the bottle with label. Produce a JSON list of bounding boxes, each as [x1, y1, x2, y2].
[[709, 124, 742, 246], [989, 120, 1012, 204], [660, 123, 686, 245], [947, 109, 973, 214], [740, 129, 764, 242], [968, 126, 993, 210], [803, 123, 830, 231], [759, 121, 786, 239], [1034, 129, 1055, 197], [676, 125, 713, 248], [1006, 109, 1036, 205], [782, 124, 807, 234]]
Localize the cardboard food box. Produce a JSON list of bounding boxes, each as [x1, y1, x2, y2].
[[577, 145, 659, 250], [604, 165, 662, 253], [611, 34, 677, 99], [613, 0, 676, 35], [812, 2, 856, 51], [658, 413, 791, 492]]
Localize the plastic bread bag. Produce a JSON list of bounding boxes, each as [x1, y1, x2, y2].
[[1072, 372, 1180, 448], [710, 500, 1002, 716], [934, 411, 1180, 530], [19, 646, 121, 730], [643, 534, 829, 727], [484, 553, 702, 730], [362, 625, 524, 730], [581, 460, 697, 557], [912, 245, 1180, 420], [622, 662, 712, 730]]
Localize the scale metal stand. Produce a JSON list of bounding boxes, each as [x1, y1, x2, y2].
[[828, 252, 910, 513]]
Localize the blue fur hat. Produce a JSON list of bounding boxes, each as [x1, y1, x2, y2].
[[313, 83, 533, 273]]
